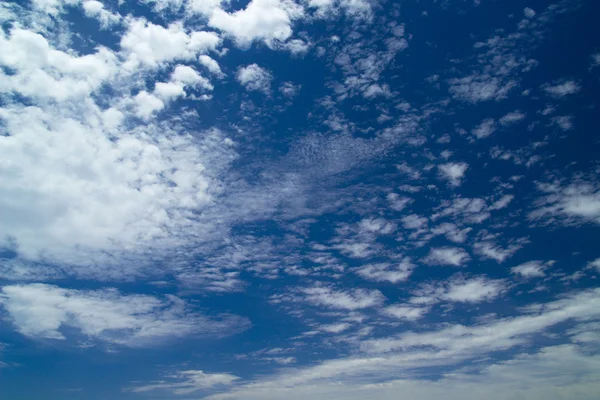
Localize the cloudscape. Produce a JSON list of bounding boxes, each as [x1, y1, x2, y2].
[[1, 0, 600, 399]]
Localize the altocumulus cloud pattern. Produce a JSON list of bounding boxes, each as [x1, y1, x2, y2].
[[1, 0, 600, 399]]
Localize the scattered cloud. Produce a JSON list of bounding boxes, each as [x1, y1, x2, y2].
[[511, 260, 554, 278], [237, 63, 273, 94], [542, 80, 581, 97], [0, 284, 249, 345], [472, 118, 496, 139], [438, 162, 469, 187], [130, 370, 239, 395], [298, 286, 386, 310], [423, 247, 471, 267]]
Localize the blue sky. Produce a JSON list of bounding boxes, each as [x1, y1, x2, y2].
[[1, 0, 600, 399]]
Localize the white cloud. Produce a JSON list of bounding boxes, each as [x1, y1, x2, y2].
[[204, 289, 600, 400], [358, 218, 395, 235], [134, 90, 166, 118], [586, 258, 600, 272], [432, 197, 491, 225], [0, 25, 237, 275], [448, 75, 516, 103], [472, 118, 496, 139], [401, 214, 428, 230], [279, 81, 301, 97], [198, 54, 224, 76], [511, 260, 553, 278], [300, 286, 385, 310], [0, 284, 248, 345], [489, 194, 514, 210], [423, 247, 470, 267], [542, 80, 581, 97], [82, 0, 121, 28], [120, 18, 221, 68], [207, 0, 304, 48], [473, 241, 523, 263], [131, 370, 239, 395], [499, 111, 526, 126], [438, 162, 469, 187], [279, 38, 311, 55], [387, 193, 412, 211], [355, 258, 414, 283], [0, 28, 118, 101], [382, 305, 428, 321], [441, 276, 506, 303], [320, 323, 351, 333], [205, 345, 600, 400], [237, 63, 273, 94], [430, 223, 472, 243], [530, 178, 600, 225]]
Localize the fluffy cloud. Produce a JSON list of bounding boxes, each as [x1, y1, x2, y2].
[[205, 0, 304, 48], [199, 54, 225, 76], [120, 18, 221, 68], [438, 162, 469, 187], [237, 63, 273, 94], [0, 284, 248, 345], [82, 0, 121, 28], [0, 24, 236, 275]]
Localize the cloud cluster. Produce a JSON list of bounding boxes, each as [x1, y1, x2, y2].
[[0, 284, 249, 346]]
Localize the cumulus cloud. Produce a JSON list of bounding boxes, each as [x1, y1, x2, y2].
[[0, 284, 248, 345], [438, 162, 469, 187], [120, 18, 221, 68], [0, 24, 237, 276], [205, 0, 304, 48], [237, 63, 273, 94], [423, 247, 470, 267], [198, 54, 224, 76], [82, 0, 121, 28]]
